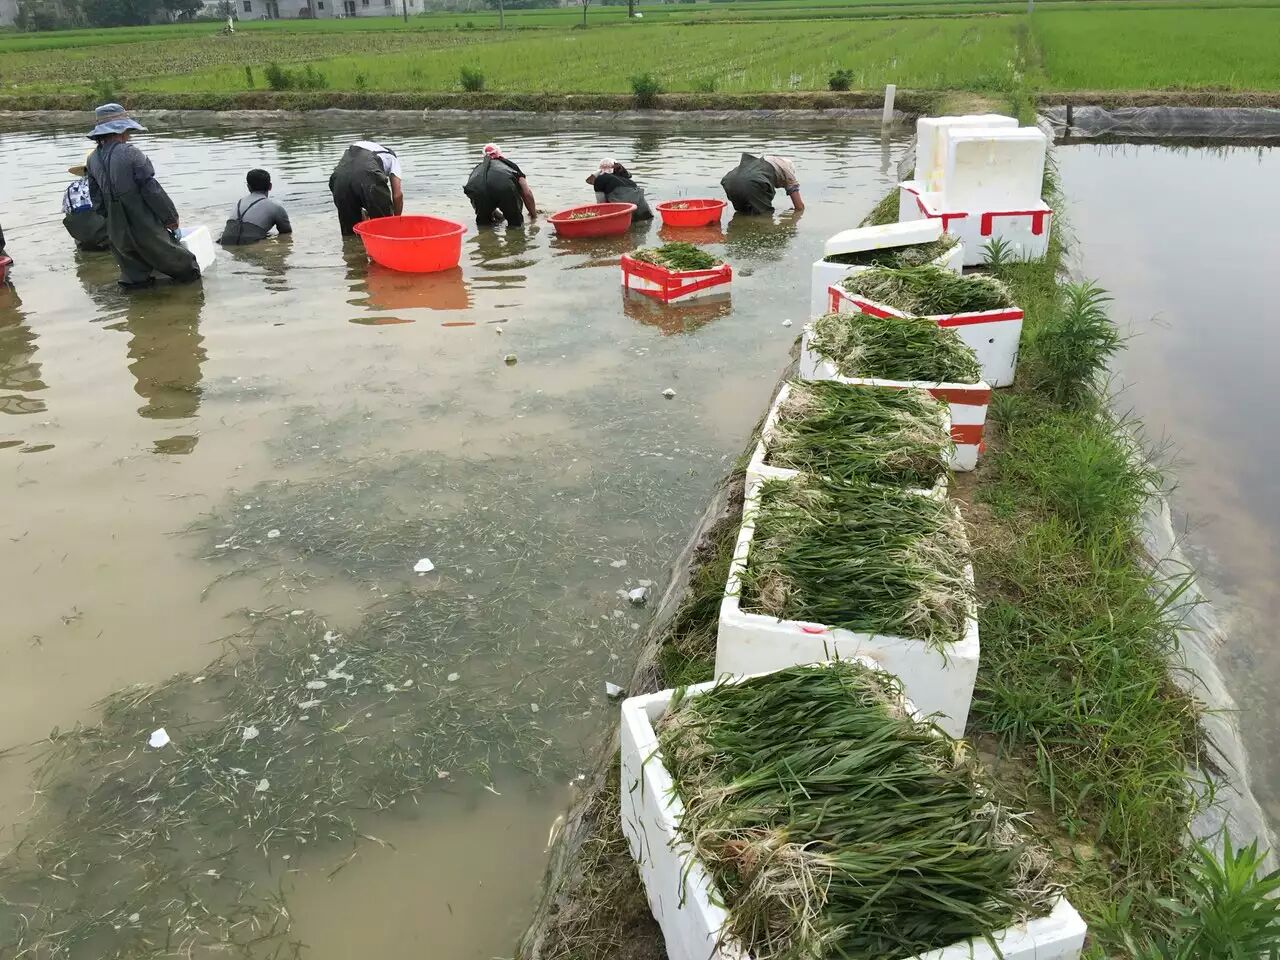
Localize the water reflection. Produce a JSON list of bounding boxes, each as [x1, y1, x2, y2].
[[0, 283, 47, 417], [621, 288, 731, 336], [724, 212, 803, 261], [657, 223, 725, 245], [359, 264, 472, 312], [222, 234, 295, 292]]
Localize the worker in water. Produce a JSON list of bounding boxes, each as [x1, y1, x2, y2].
[[720, 153, 805, 215], [585, 158, 653, 220], [464, 143, 537, 227], [62, 152, 110, 251], [219, 168, 292, 245], [329, 139, 403, 237], [84, 103, 200, 288]]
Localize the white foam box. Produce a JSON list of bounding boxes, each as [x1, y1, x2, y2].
[[620, 253, 732, 304], [915, 113, 1018, 192], [899, 181, 1052, 267], [828, 283, 1023, 389], [745, 381, 950, 499], [620, 667, 1090, 960], [716, 480, 979, 736], [178, 225, 217, 273], [942, 126, 1048, 212], [807, 220, 964, 319], [799, 326, 991, 471]]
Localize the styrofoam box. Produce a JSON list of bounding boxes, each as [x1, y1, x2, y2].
[[808, 243, 963, 320], [942, 126, 1048, 212], [915, 114, 1017, 193], [828, 284, 1023, 389], [799, 328, 991, 471], [745, 381, 950, 499], [178, 225, 217, 273], [620, 668, 1090, 960], [716, 480, 979, 735], [621, 253, 732, 304], [899, 181, 1052, 267]]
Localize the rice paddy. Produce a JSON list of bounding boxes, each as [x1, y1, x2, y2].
[[822, 234, 958, 268], [807, 310, 983, 383], [763, 380, 951, 489], [839, 264, 1014, 315], [658, 661, 1058, 959], [740, 475, 973, 649], [630, 242, 722, 272]]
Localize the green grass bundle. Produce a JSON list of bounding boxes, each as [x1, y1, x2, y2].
[[765, 380, 951, 489], [631, 242, 723, 271], [841, 264, 1013, 315], [659, 661, 1058, 959], [740, 475, 972, 649], [808, 310, 982, 384], [823, 234, 958, 268]]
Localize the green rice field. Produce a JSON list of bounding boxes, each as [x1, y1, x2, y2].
[[1, 3, 1278, 94]]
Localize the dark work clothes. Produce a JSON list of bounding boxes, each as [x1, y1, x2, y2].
[[592, 172, 653, 220], [329, 145, 394, 237], [465, 156, 526, 227], [87, 140, 200, 285], [721, 152, 780, 215], [63, 211, 110, 251], [219, 193, 292, 246]]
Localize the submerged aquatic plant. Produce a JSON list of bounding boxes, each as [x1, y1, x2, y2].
[[807, 310, 982, 384], [764, 380, 951, 488], [659, 661, 1059, 959], [840, 263, 1014, 314], [630, 242, 722, 271], [822, 234, 958, 268], [739, 475, 973, 648]]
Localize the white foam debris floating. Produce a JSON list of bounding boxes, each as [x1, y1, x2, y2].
[[715, 479, 979, 736], [620, 248, 732, 304], [900, 114, 1053, 266], [807, 219, 964, 319], [745, 380, 951, 499], [799, 314, 992, 472], [827, 275, 1025, 389], [619, 663, 1088, 960]]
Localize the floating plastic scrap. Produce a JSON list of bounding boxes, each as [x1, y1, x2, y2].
[[148, 728, 170, 749], [241, 725, 260, 741], [414, 558, 435, 574]]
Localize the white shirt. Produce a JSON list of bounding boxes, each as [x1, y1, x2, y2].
[[353, 141, 402, 180]]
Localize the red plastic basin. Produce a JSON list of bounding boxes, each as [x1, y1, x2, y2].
[[656, 198, 727, 228], [354, 215, 466, 273], [548, 203, 636, 238]]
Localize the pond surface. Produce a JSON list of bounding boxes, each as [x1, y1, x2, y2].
[[0, 115, 903, 959], [1058, 142, 1280, 831]]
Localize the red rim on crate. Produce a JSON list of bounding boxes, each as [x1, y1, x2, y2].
[[547, 202, 636, 238], [354, 215, 466, 273], [655, 198, 727, 228]]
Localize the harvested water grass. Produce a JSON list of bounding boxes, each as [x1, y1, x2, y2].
[[658, 661, 1058, 959], [841, 264, 1014, 315], [822, 234, 958, 268], [740, 475, 973, 650], [765, 380, 951, 489], [630, 242, 722, 271], [807, 310, 982, 384]]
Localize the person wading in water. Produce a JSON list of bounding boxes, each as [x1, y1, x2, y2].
[[219, 169, 292, 246], [84, 103, 200, 289], [329, 140, 403, 237], [464, 143, 538, 227], [720, 152, 805, 215], [62, 152, 110, 252], [585, 158, 653, 220]]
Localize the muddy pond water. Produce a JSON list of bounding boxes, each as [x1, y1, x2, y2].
[[1058, 142, 1280, 832], [0, 116, 904, 958]]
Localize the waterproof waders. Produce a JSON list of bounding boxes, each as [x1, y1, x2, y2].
[[218, 196, 270, 246], [329, 145, 394, 237], [87, 142, 199, 286], [597, 178, 653, 220], [464, 157, 525, 227], [720, 152, 779, 215]]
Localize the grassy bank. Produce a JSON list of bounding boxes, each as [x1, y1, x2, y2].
[[520, 161, 1279, 960], [1, 7, 1278, 98]]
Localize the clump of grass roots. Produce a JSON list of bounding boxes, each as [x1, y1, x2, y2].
[[740, 475, 973, 650], [808, 310, 982, 384], [658, 661, 1060, 959], [841, 264, 1013, 314], [765, 380, 951, 489]]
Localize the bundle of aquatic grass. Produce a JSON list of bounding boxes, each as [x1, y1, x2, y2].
[[808, 310, 982, 384], [765, 380, 950, 489], [823, 234, 958, 268], [659, 661, 1057, 959], [631, 242, 723, 271], [841, 264, 1013, 315], [740, 475, 972, 650]]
